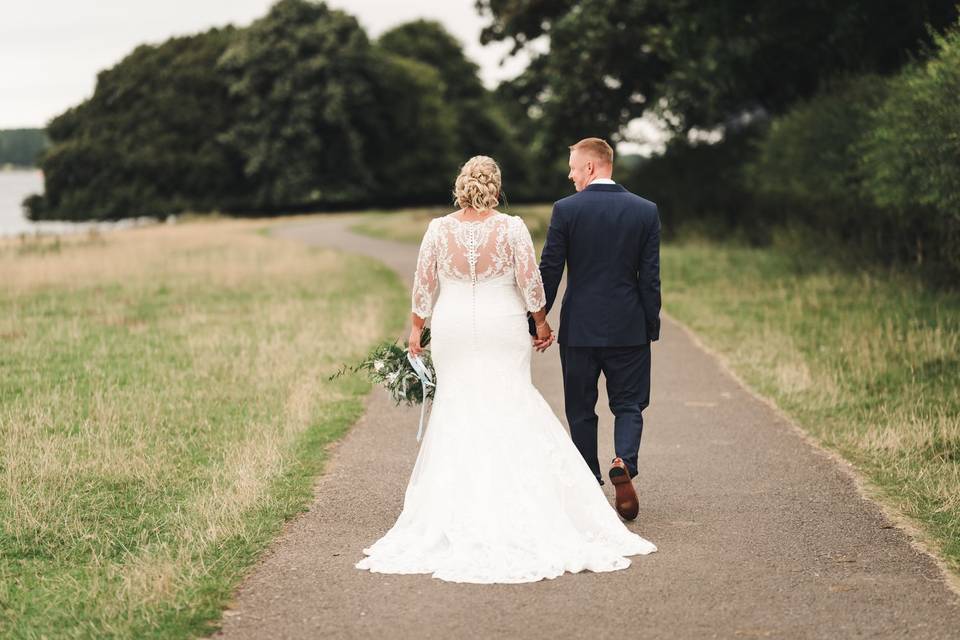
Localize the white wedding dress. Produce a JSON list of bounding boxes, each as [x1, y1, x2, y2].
[[355, 212, 656, 583]]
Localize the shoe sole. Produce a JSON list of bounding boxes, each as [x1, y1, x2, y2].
[[609, 464, 639, 521]]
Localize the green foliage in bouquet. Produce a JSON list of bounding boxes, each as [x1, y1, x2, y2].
[[330, 328, 435, 406]]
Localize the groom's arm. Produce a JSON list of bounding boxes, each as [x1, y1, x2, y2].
[[540, 202, 567, 314], [638, 204, 662, 342], [528, 202, 568, 336]]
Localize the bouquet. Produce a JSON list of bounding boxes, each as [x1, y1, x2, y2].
[[330, 327, 436, 407]]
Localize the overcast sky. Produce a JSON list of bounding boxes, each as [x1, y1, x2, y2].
[[0, 0, 666, 153], [0, 0, 530, 129]]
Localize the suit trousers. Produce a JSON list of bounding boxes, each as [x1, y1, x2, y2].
[[558, 343, 651, 481]]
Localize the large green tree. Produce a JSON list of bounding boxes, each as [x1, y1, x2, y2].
[[478, 0, 959, 138], [218, 0, 458, 209], [378, 19, 536, 200], [28, 0, 471, 219], [29, 27, 246, 220]]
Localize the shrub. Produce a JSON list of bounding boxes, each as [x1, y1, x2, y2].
[[743, 75, 888, 236], [622, 129, 761, 242], [859, 21, 960, 274]]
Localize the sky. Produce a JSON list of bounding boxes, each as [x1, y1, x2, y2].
[[0, 0, 665, 153], [0, 0, 530, 129]]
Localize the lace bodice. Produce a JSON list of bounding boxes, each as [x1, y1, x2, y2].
[[412, 213, 546, 318]]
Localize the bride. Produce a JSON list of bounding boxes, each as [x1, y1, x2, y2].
[[355, 156, 656, 584]]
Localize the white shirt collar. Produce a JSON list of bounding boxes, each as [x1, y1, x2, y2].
[[588, 177, 616, 185]]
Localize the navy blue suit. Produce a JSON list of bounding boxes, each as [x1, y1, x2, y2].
[[532, 182, 661, 481]]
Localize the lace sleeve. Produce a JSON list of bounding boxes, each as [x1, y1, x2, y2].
[[411, 220, 439, 318], [510, 217, 546, 312]]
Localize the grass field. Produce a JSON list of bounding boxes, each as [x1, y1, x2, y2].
[[352, 206, 960, 577], [0, 218, 407, 638]]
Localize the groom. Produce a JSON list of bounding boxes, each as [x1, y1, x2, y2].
[[531, 137, 661, 521]]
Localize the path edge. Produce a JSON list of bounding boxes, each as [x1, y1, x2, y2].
[[213, 224, 410, 623], [662, 309, 960, 599]]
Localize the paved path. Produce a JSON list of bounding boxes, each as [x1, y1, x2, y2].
[[217, 215, 960, 639]]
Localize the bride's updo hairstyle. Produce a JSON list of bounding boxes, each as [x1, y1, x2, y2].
[[453, 156, 501, 212]]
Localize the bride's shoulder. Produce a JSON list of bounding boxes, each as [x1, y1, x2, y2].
[[500, 211, 523, 225], [420, 216, 445, 243], [433, 210, 465, 226], [428, 213, 456, 228], [503, 212, 530, 232]]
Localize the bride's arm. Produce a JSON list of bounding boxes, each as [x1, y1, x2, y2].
[[511, 218, 554, 350], [529, 307, 550, 335], [409, 221, 438, 355]]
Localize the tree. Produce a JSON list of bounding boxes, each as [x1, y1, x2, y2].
[[218, 1, 459, 209], [28, 27, 246, 220], [358, 52, 460, 203], [0, 129, 49, 167], [378, 19, 536, 200], [218, 0, 375, 208], [859, 21, 960, 272], [478, 0, 959, 136]]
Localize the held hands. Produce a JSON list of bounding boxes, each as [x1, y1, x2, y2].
[[412, 319, 552, 354], [533, 320, 555, 352]]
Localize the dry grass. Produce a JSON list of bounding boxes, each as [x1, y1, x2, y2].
[[0, 216, 407, 638]]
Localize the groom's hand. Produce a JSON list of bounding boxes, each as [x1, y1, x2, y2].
[[532, 322, 555, 352], [532, 335, 553, 352], [530, 313, 554, 351]]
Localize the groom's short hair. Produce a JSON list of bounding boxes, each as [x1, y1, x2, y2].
[[569, 137, 614, 166]]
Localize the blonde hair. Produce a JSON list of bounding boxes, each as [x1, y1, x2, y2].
[[569, 137, 614, 166], [453, 156, 501, 211]]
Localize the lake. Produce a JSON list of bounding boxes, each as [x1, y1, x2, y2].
[[0, 169, 157, 236]]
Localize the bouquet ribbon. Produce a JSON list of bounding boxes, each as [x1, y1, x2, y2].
[[406, 352, 435, 442]]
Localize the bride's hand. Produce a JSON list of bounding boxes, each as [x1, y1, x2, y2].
[[534, 320, 554, 352], [408, 327, 423, 356]]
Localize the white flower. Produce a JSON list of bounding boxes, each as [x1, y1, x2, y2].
[[386, 371, 399, 383], [373, 360, 385, 371]]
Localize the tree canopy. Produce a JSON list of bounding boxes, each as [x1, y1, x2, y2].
[[378, 19, 533, 199], [478, 0, 959, 139], [0, 129, 48, 167], [29, 0, 510, 219], [31, 27, 246, 219], [217, 0, 458, 209]]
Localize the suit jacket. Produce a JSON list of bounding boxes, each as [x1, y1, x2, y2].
[[531, 183, 661, 346]]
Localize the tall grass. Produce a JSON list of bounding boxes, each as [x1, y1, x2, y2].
[[0, 218, 407, 638]]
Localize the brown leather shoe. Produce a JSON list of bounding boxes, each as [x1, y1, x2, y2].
[[609, 458, 639, 521]]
